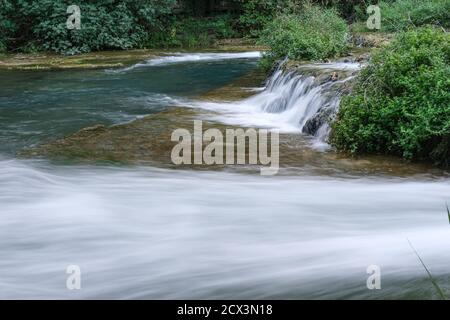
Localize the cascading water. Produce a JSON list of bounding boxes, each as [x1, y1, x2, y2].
[[249, 68, 354, 139], [181, 60, 361, 143]]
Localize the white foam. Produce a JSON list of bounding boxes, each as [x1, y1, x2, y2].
[[111, 52, 262, 73]]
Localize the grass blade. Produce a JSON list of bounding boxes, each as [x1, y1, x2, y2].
[[446, 203, 450, 225], [407, 239, 447, 300]]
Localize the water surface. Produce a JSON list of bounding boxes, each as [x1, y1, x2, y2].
[[0, 52, 449, 299]]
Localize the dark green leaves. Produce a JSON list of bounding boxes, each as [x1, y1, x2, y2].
[[2, 0, 177, 54], [331, 27, 450, 167]]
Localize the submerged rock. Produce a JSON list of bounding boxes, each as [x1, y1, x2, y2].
[[19, 69, 268, 166]]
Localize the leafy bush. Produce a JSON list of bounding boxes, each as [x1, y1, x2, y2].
[[147, 14, 238, 48], [381, 0, 450, 31], [331, 27, 450, 167], [237, 0, 281, 38], [354, 0, 450, 32], [4, 0, 176, 54], [323, 0, 367, 22], [259, 4, 349, 61], [237, 0, 362, 38]]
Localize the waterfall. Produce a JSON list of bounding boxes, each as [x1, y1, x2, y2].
[[244, 61, 360, 141], [173, 60, 361, 144]]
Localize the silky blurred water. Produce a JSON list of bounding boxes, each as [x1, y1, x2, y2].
[[1, 159, 449, 299]]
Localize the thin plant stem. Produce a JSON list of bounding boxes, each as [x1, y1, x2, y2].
[[407, 239, 447, 300]]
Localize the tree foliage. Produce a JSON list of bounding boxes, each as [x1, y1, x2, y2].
[[2, 0, 176, 54], [147, 14, 238, 48]]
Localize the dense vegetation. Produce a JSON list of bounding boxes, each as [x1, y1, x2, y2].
[[353, 0, 450, 32], [379, 0, 449, 31], [1, 0, 449, 54], [237, 0, 282, 38], [0, 0, 176, 54], [147, 14, 237, 48], [259, 3, 349, 62], [331, 27, 450, 167], [0, 0, 369, 54]]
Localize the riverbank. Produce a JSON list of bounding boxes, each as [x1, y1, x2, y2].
[[0, 32, 391, 71]]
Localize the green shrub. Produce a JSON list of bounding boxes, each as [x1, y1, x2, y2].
[[237, 0, 282, 38], [259, 4, 349, 61], [382, 0, 450, 31], [237, 0, 367, 37], [331, 27, 450, 167], [354, 0, 450, 32], [147, 14, 238, 49], [4, 0, 175, 54]]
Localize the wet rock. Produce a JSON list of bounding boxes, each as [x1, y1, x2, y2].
[[302, 102, 337, 136], [330, 72, 339, 82]]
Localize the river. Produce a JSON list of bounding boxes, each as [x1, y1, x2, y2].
[[0, 51, 449, 299]]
